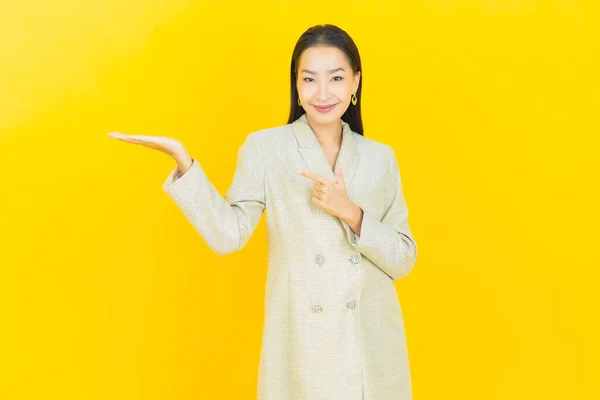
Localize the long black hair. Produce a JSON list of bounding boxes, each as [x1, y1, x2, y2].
[[287, 24, 364, 137]]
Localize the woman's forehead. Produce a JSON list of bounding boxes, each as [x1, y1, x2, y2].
[[298, 46, 350, 70]]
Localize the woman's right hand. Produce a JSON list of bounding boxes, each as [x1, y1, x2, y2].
[[107, 131, 193, 174]]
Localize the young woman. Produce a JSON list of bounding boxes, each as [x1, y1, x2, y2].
[[109, 24, 418, 400]]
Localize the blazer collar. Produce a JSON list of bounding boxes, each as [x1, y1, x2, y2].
[[292, 112, 359, 188]]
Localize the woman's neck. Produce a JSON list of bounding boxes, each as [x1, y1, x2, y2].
[[307, 118, 343, 149]]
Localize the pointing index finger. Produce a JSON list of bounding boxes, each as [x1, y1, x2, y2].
[[297, 170, 327, 184]]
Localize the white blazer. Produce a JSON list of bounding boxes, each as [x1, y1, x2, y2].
[[162, 112, 418, 400]]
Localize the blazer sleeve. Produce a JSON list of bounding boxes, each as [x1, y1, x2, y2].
[[342, 145, 418, 280], [162, 131, 265, 256]]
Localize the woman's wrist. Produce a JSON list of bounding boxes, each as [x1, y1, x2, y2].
[[173, 150, 193, 176]]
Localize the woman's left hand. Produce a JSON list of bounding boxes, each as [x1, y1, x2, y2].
[[297, 163, 355, 219]]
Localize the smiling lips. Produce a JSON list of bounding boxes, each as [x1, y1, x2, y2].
[[313, 103, 337, 112]]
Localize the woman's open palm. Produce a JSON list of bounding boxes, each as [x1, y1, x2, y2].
[[107, 132, 184, 158]]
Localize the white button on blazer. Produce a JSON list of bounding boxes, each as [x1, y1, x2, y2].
[[162, 112, 418, 400]]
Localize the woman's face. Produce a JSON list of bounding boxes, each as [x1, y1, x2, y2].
[[296, 46, 360, 127]]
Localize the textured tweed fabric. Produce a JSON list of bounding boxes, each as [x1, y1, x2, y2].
[[162, 113, 418, 400]]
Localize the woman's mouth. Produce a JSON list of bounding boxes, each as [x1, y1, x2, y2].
[[313, 103, 337, 113]]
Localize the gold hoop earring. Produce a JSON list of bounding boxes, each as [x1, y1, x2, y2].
[[297, 98, 302, 106], [351, 93, 357, 105]]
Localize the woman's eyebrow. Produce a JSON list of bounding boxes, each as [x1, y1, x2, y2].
[[301, 67, 345, 74]]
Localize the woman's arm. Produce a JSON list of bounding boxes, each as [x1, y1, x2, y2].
[[162, 132, 266, 256], [341, 145, 418, 280]]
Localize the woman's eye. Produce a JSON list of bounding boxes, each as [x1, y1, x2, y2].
[[302, 76, 344, 82]]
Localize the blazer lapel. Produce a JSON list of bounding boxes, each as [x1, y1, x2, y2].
[[292, 113, 359, 197]]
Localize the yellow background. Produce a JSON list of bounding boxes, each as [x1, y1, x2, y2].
[[1, 1, 598, 399]]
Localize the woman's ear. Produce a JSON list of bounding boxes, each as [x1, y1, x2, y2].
[[353, 71, 361, 92]]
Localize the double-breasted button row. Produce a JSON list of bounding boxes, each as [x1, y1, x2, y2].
[[310, 253, 358, 312], [315, 253, 360, 266], [311, 300, 357, 313]]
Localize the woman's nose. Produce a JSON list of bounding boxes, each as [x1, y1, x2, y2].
[[317, 81, 330, 101]]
